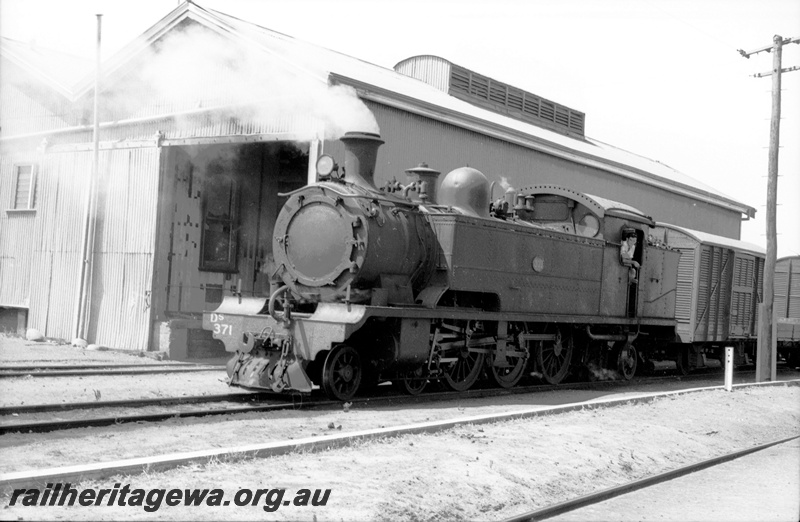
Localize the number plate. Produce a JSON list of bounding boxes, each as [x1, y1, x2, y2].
[[209, 313, 234, 337]]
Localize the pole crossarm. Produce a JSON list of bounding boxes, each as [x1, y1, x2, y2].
[[753, 65, 800, 78], [738, 36, 800, 58]]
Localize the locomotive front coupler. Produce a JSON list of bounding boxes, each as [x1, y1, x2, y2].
[[229, 328, 313, 394]]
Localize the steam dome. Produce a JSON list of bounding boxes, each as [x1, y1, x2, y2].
[[438, 167, 491, 218]]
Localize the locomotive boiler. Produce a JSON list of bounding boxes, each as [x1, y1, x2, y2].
[[204, 132, 687, 400]]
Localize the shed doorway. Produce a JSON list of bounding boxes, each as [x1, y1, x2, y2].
[[151, 140, 308, 358]]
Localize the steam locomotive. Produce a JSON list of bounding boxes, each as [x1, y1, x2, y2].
[[203, 132, 788, 401]]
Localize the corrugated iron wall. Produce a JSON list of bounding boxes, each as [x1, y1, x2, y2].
[[26, 150, 93, 337], [0, 149, 44, 307], [86, 148, 160, 351], [6, 145, 160, 349], [4, 109, 315, 349]]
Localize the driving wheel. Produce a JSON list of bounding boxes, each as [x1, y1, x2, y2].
[[536, 329, 573, 385], [321, 344, 362, 401], [440, 321, 485, 392], [488, 322, 529, 389]]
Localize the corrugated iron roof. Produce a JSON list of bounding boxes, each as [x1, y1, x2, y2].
[[193, 4, 753, 217], [2, 1, 754, 218], [0, 36, 91, 97]]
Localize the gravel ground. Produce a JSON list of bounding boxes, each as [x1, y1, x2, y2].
[[0, 335, 231, 406], [0, 335, 227, 365], [2, 334, 799, 521], [550, 438, 800, 522]]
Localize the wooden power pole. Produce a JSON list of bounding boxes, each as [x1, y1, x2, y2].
[[738, 35, 799, 381]]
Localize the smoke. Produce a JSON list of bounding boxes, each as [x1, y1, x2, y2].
[[499, 176, 512, 191], [531, 364, 621, 382], [106, 23, 379, 139], [585, 362, 620, 381]]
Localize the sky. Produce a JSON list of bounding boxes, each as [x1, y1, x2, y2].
[[2, 0, 799, 258]]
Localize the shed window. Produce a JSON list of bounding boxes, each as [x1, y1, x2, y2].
[[10, 164, 37, 211], [199, 171, 239, 272]]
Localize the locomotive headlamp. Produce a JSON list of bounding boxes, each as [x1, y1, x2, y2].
[[316, 155, 339, 179]]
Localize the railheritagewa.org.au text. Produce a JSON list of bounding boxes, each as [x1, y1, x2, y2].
[[8, 483, 331, 512]]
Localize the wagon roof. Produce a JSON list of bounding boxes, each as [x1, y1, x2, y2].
[[657, 222, 766, 256], [776, 255, 800, 266]]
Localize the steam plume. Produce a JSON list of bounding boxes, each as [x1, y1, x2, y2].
[[107, 23, 379, 139]]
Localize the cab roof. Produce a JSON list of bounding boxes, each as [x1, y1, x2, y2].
[[520, 184, 655, 226]]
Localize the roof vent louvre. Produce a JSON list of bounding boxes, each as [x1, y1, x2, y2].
[[448, 64, 585, 138]]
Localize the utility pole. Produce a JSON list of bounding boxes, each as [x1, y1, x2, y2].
[[73, 14, 103, 342], [738, 35, 799, 381]]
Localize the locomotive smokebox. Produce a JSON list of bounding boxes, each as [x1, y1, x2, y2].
[[341, 131, 384, 189], [272, 131, 435, 303]]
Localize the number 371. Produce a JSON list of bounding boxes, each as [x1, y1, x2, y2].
[[213, 323, 232, 335]]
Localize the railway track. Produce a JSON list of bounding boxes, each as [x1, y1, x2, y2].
[[0, 362, 220, 371], [0, 391, 270, 415], [0, 396, 326, 435], [0, 365, 224, 378], [1, 379, 797, 491], [502, 434, 800, 521], [0, 369, 773, 435]]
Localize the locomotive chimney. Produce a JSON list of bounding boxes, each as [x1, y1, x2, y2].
[[405, 163, 441, 204], [340, 131, 384, 189]]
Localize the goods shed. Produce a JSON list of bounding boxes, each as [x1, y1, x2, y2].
[[0, 1, 756, 357]]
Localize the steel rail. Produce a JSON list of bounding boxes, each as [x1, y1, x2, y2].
[[0, 370, 742, 434], [1, 379, 797, 490], [0, 398, 333, 436], [0, 363, 219, 371], [0, 367, 224, 378], [502, 434, 800, 522], [0, 392, 276, 415]]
